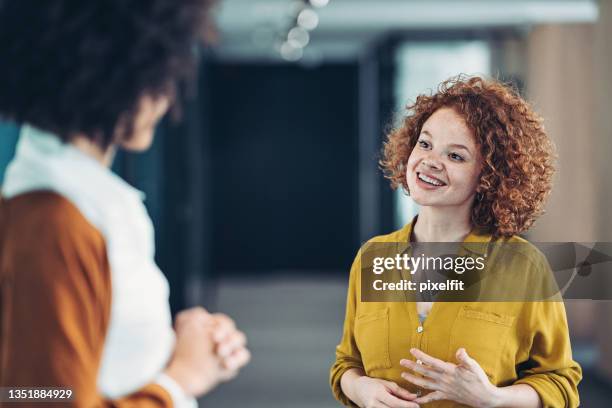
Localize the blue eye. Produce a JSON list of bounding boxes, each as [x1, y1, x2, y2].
[[418, 140, 430, 149], [449, 153, 464, 162]]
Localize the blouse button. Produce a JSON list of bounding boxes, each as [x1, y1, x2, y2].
[[417, 325, 424, 333]]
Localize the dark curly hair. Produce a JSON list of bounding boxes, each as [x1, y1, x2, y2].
[[380, 75, 556, 237], [0, 0, 214, 147]]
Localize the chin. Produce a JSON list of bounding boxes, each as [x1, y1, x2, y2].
[[407, 190, 432, 206], [410, 195, 441, 207], [406, 184, 433, 205], [410, 192, 475, 210], [120, 130, 155, 151]]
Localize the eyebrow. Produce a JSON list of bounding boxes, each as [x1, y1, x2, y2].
[[420, 130, 472, 154]]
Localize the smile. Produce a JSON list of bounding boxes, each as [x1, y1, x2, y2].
[[417, 172, 447, 187]]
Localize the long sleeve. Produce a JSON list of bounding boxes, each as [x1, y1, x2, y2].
[[330, 250, 363, 407], [0, 192, 175, 407], [513, 300, 582, 408]]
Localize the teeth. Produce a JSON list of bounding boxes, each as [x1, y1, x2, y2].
[[418, 173, 444, 186]]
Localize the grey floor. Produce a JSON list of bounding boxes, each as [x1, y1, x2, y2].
[[198, 275, 612, 407], [200, 275, 347, 408]]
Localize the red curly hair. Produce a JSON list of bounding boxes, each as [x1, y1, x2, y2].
[[380, 75, 556, 237]]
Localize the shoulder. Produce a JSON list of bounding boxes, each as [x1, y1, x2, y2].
[[346, 225, 410, 271], [487, 234, 560, 300], [492, 234, 549, 270], [365, 224, 411, 246], [352, 224, 411, 260], [1, 190, 106, 252], [1, 191, 110, 304], [345, 225, 410, 274]]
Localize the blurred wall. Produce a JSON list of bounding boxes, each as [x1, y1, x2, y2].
[[526, 24, 596, 243], [526, 3, 612, 382], [525, 23, 597, 347], [594, 0, 612, 382]]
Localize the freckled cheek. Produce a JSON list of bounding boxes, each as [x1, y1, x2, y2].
[[405, 163, 416, 186], [406, 151, 420, 174], [448, 168, 480, 195], [467, 166, 482, 188]]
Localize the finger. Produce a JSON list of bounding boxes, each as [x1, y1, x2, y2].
[[213, 313, 236, 329], [222, 347, 251, 371], [414, 390, 445, 404], [217, 330, 247, 358], [212, 314, 236, 342], [382, 381, 418, 401], [409, 348, 453, 373], [175, 307, 212, 329], [455, 348, 480, 372], [379, 392, 420, 408], [175, 307, 206, 324], [400, 371, 439, 391], [400, 359, 442, 381]]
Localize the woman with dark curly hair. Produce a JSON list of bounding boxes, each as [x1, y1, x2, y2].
[[0, 1, 249, 407], [331, 76, 581, 407]]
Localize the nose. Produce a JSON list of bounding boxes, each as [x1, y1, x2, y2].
[[421, 158, 442, 171]]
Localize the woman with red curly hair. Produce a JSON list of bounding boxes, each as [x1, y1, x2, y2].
[[331, 76, 581, 408]]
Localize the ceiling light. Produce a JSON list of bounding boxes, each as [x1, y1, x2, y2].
[[280, 42, 303, 61], [310, 0, 329, 7], [287, 26, 309, 48], [309, 0, 329, 8], [297, 8, 319, 30]]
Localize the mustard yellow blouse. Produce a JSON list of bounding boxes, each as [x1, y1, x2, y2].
[[330, 221, 582, 408]]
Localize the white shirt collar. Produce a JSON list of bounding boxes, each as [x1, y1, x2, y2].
[[2, 124, 145, 202]]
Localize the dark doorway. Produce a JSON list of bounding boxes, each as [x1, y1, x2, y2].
[[209, 63, 359, 275]]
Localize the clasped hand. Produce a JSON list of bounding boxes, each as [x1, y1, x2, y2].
[[400, 347, 498, 407], [164, 307, 251, 397]]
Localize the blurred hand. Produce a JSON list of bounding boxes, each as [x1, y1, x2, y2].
[[163, 307, 251, 397], [400, 348, 497, 406], [351, 376, 420, 408], [210, 313, 251, 381]]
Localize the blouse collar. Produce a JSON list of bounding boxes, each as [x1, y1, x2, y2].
[[398, 215, 493, 256]]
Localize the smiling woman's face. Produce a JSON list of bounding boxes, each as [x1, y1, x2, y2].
[[406, 107, 482, 210]]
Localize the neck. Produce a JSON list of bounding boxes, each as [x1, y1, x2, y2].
[[71, 135, 116, 167], [413, 205, 473, 242]]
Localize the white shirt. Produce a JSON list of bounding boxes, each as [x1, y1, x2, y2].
[[2, 125, 196, 408]]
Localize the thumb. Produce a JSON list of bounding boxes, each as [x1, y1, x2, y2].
[[456, 348, 479, 371], [384, 381, 418, 401]]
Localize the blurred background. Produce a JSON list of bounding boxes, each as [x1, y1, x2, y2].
[[2, 0, 612, 406]]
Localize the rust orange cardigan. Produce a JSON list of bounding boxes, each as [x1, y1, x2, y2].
[[0, 191, 173, 407]]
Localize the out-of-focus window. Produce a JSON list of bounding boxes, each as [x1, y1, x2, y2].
[[394, 41, 491, 228], [0, 121, 19, 184]]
